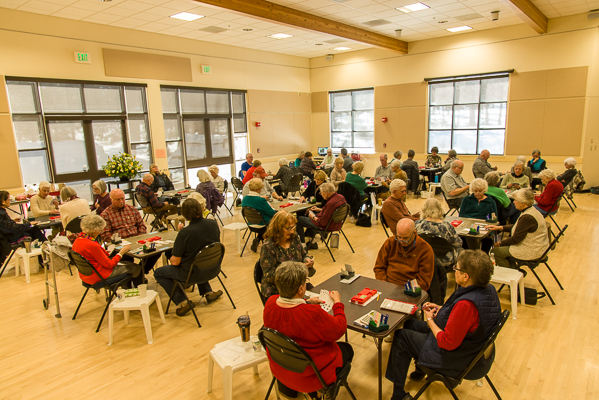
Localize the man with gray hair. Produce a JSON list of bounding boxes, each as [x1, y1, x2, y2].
[[135, 173, 177, 214], [382, 179, 419, 235], [240, 152, 254, 178], [272, 157, 294, 197], [472, 149, 498, 179], [375, 154, 395, 183], [296, 182, 347, 248], [440, 160, 470, 210], [341, 148, 354, 173]]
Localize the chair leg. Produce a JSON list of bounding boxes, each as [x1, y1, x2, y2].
[[0, 248, 18, 278], [411, 380, 434, 400], [240, 233, 252, 257], [340, 229, 355, 253], [217, 276, 236, 309], [220, 270, 227, 279], [96, 295, 114, 332], [529, 267, 556, 305], [343, 382, 357, 400], [544, 262, 564, 290], [174, 280, 201, 327], [322, 236, 336, 263], [264, 377, 276, 400], [72, 288, 90, 319], [485, 375, 502, 400], [563, 197, 575, 212]]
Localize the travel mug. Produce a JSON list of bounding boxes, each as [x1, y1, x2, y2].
[[24, 238, 32, 253], [237, 315, 251, 342]]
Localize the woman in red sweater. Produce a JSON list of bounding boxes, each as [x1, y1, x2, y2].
[[263, 261, 353, 399], [533, 169, 564, 216], [72, 214, 142, 286]]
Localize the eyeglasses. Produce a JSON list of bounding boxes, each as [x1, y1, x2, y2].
[[284, 224, 297, 232], [453, 266, 462, 272], [305, 278, 310, 284]]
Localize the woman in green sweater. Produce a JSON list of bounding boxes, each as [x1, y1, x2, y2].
[[344, 161, 368, 201], [484, 172, 520, 224], [241, 178, 278, 252], [459, 178, 498, 220]]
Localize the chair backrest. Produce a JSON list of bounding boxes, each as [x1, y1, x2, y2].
[[401, 164, 420, 192], [254, 260, 267, 306], [336, 182, 361, 217], [223, 179, 229, 193], [67, 250, 110, 286], [539, 224, 568, 260], [231, 177, 244, 191], [187, 242, 225, 285], [242, 206, 267, 228], [418, 233, 455, 260], [321, 203, 350, 234], [380, 212, 390, 238], [65, 215, 85, 234], [489, 196, 507, 225], [135, 192, 151, 209], [258, 327, 330, 391], [288, 173, 304, 186]]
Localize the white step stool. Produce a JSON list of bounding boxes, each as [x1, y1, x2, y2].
[[490, 266, 525, 319], [207, 335, 279, 400], [108, 289, 166, 345], [15, 247, 42, 283], [222, 222, 249, 254], [370, 192, 383, 225]]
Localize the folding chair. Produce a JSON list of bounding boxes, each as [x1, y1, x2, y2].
[[505, 225, 567, 305], [0, 232, 25, 279], [135, 193, 171, 232], [441, 190, 460, 217], [230, 177, 245, 207], [314, 203, 354, 263], [258, 327, 357, 400], [240, 207, 268, 257], [545, 191, 567, 240], [418, 233, 456, 304], [253, 260, 267, 306], [68, 250, 131, 332], [164, 242, 236, 328], [380, 211, 390, 238], [221, 180, 234, 216], [286, 173, 304, 198], [413, 310, 510, 400], [65, 215, 85, 235]]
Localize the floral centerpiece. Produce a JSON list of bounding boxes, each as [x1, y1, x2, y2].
[[102, 153, 142, 181]]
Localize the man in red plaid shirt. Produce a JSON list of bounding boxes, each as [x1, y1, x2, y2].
[[296, 183, 347, 249]]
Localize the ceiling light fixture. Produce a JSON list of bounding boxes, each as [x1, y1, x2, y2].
[[491, 10, 499, 21], [243, 28, 253, 31], [396, 2, 429, 13], [395, 29, 402, 37], [170, 12, 204, 21], [438, 20, 448, 24], [333, 46, 351, 51], [267, 33, 293, 39], [446, 25, 472, 32]]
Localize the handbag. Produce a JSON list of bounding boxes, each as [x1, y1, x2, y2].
[[356, 213, 371, 227], [517, 286, 546, 305]]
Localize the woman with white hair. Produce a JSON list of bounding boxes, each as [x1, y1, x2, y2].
[[187, 192, 210, 218], [458, 178, 498, 220], [390, 160, 408, 183], [196, 169, 224, 214], [344, 161, 368, 201], [330, 157, 347, 189], [30, 181, 60, 217], [534, 169, 563, 216], [416, 198, 463, 267], [442, 149, 458, 172], [557, 157, 578, 188], [72, 214, 142, 286], [59, 186, 90, 229], [272, 157, 295, 197], [488, 188, 549, 269], [91, 180, 111, 216], [208, 165, 225, 193], [501, 161, 529, 189], [511, 155, 533, 185]]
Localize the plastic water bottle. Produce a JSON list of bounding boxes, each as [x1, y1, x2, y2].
[[434, 175, 439, 183]]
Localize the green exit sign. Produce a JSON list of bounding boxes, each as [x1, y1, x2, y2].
[[74, 52, 91, 64], [201, 65, 212, 74]]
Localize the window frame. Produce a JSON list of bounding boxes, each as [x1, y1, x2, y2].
[[329, 87, 375, 153]]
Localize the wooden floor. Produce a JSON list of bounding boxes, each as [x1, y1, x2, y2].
[[1, 192, 597, 400]]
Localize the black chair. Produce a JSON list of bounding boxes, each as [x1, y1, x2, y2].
[[221, 180, 234, 216], [258, 327, 357, 400], [380, 211, 390, 238], [286, 173, 304, 198], [505, 224, 567, 305], [68, 250, 131, 332], [164, 242, 235, 328], [412, 310, 510, 400], [441, 190, 460, 217], [240, 207, 268, 257], [254, 259, 267, 306], [545, 191, 568, 240], [337, 182, 362, 219], [314, 203, 354, 263], [490, 197, 507, 226], [231, 177, 245, 207], [135, 193, 171, 232], [0, 232, 25, 279], [65, 215, 86, 235], [418, 233, 456, 305], [401, 164, 424, 195]]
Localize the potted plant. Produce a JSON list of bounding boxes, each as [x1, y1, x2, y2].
[[102, 153, 143, 181]]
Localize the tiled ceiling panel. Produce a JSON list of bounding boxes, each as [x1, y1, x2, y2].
[[0, 0, 594, 58]]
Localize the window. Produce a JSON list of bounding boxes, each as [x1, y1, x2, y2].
[[160, 86, 246, 187], [6, 78, 151, 199], [330, 88, 374, 153], [427, 72, 509, 155]]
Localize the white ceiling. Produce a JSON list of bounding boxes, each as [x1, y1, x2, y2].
[[0, 0, 596, 58]]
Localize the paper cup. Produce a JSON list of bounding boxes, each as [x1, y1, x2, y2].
[[138, 284, 147, 297]]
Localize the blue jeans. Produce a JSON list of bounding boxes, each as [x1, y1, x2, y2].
[[154, 264, 212, 305], [534, 204, 556, 217]]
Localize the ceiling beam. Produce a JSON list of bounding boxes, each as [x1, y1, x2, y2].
[[191, 0, 408, 54], [498, 0, 548, 34]]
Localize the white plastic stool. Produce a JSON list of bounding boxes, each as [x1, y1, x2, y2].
[[222, 222, 249, 254], [108, 290, 166, 345], [207, 335, 279, 400], [490, 266, 525, 319], [16, 247, 42, 283], [369, 192, 383, 225], [427, 182, 441, 198]]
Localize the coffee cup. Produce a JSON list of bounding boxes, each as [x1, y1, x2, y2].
[[23, 238, 32, 253], [138, 284, 147, 297], [237, 315, 251, 342]]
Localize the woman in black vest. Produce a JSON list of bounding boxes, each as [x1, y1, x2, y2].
[[385, 250, 502, 400]]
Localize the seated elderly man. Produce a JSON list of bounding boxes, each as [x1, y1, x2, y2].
[[472, 149, 498, 179], [239, 153, 253, 179], [321, 148, 335, 167], [272, 158, 295, 198], [242, 166, 283, 201], [136, 173, 178, 217], [296, 183, 347, 249], [101, 189, 167, 273], [440, 160, 470, 210], [402, 150, 418, 169], [382, 179, 419, 235], [374, 219, 434, 291], [442, 149, 458, 172], [484, 171, 520, 224], [341, 148, 354, 172], [375, 154, 395, 183]]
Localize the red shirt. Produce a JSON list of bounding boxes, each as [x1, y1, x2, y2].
[[436, 300, 479, 350], [534, 179, 563, 212], [263, 296, 347, 393], [72, 237, 122, 285], [242, 166, 257, 184]]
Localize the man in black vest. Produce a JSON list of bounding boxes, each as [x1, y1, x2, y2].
[[385, 250, 502, 400]]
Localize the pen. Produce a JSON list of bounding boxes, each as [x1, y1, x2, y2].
[[377, 293, 380, 301]]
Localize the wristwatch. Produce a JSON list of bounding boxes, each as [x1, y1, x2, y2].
[[427, 317, 433, 322]]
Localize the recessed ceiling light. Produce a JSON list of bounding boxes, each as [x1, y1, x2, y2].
[[243, 28, 253, 31], [315, 43, 323, 45], [170, 12, 204, 21], [333, 47, 351, 51], [267, 33, 293, 39], [99, 0, 112, 2], [446, 25, 472, 32], [438, 20, 448, 24], [396, 2, 429, 13]]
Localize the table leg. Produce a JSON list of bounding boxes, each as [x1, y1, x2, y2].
[[509, 279, 517, 319], [223, 365, 233, 400], [207, 353, 214, 393], [154, 294, 166, 324], [124, 310, 130, 325], [376, 337, 383, 400], [140, 303, 154, 344], [519, 275, 525, 305], [235, 229, 242, 254], [23, 254, 31, 283], [108, 304, 114, 345]]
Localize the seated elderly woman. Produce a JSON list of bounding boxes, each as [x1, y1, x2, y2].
[[208, 164, 225, 193], [534, 169, 563, 217], [243, 159, 262, 185], [300, 151, 317, 180], [259, 211, 315, 299], [263, 261, 353, 399], [458, 178, 498, 221], [528, 149, 546, 190], [489, 188, 549, 269], [30, 181, 59, 217], [197, 169, 224, 215], [344, 161, 368, 201], [330, 157, 347, 189], [442, 149, 458, 172], [425, 146, 442, 167], [484, 172, 520, 224], [149, 163, 175, 192], [187, 192, 210, 219], [511, 155, 533, 185], [386, 250, 502, 400], [91, 180, 111, 216], [295, 150, 305, 168], [242, 178, 278, 252], [0, 190, 47, 244], [72, 214, 142, 286], [59, 186, 91, 229], [300, 170, 327, 204], [501, 161, 529, 190], [272, 158, 295, 197], [390, 159, 408, 183], [557, 157, 577, 188]]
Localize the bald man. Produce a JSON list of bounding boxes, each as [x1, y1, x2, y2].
[[374, 219, 434, 291], [375, 154, 394, 183], [472, 149, 498, 179]]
